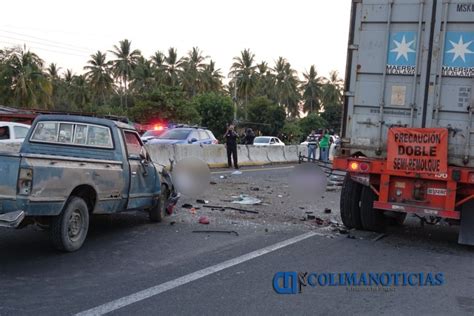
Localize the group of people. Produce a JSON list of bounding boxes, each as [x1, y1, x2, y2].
[[306, 129, 332, 162]]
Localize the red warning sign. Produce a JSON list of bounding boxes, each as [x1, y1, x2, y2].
[[387, 128, 448, 174]]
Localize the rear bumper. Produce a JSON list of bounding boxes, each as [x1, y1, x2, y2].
[[0, 211, 25, 228], [373, 201, 459, 219]]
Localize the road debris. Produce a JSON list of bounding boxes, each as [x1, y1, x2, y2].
[[250, 187, 260, 191], [196, 199, 209, 204], [182, 203, 193, 209], [324, 208, 332, 214], [210, 181, 217, 185], [202, 205, 259, 214], [372, 233, 387, 242], [192, 230, 239, 236], [219, 175, 227, 179], [231, 170, 242, 175], [198, 216, 210, 224], [307, 214, 316, 220], [231, 194, 261, 205]]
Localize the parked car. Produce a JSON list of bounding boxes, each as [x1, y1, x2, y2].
[[0, 115, 179, 252], [149, 127, 218, 145], [253, 136, 285, 146], [141, 128, 168, 143], [0, 122, 31, 143]]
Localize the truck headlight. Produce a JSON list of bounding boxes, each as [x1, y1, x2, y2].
[[18, 168, 33, 195]]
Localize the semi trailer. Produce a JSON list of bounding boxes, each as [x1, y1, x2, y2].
[[333, 0, 474, 245]]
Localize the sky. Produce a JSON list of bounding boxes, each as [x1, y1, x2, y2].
[[0, 0, 351, 81]]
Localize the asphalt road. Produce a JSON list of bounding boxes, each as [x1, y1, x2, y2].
[[1, 164, 474, 315]]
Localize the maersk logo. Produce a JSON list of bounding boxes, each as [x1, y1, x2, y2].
[[442, 32, 474, 78], [386, 32, 417, 75], [457, 3, 474, 12]]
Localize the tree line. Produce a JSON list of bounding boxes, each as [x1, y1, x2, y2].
[[0, 39, 343, 142]]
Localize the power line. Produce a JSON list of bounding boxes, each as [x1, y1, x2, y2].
[[0, 29, 93, 52], [0, 40, 89, 58], [0, 34, 91, 54]]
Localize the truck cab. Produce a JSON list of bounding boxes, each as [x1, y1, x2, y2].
[[0, 114, 178, 252]]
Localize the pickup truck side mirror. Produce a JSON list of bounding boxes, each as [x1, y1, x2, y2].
[[189, 138, 198, 143]]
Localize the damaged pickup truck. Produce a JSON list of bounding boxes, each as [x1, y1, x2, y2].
[[0, 115, 179, 252]]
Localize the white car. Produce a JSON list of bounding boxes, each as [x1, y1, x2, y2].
[[253, 136, 285, 146], [0, 122, 31, 143]]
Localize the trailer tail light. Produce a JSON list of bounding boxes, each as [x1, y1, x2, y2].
[[348, 161, 370, 172], [18, 168, 33, 195]]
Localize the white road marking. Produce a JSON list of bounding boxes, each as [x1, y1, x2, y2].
[[76, 231, 319, 316]]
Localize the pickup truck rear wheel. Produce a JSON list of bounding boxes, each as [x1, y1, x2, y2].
[[50, 197, 89, 252], [340, 174, 363, 229], [149, 184, 168, 223], [360, 186, 385, 232]]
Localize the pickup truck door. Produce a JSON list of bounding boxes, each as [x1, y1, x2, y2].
[[123, 131, 159, 210]]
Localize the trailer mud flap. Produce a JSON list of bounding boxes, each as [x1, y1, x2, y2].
[[459, 201, 474, 246]]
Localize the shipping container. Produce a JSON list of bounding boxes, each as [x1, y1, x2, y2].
[[334, 0, 474, 245], [342, 0, 473, 167]]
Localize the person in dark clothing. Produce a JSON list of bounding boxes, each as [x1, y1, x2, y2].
[[243, 128, 255, 145], [224, 124, 239, 169]]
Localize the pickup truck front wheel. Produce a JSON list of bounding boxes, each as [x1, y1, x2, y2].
[[50, 197, 89, 252], [149, 185, 168, 223]]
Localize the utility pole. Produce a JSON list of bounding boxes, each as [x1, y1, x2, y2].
[[233, 78, 238, 124]]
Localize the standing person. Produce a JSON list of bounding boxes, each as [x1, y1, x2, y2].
[[224, 124, 239, 169], [244, 128, 255, 145], [319, 129, 331, 162], [306, 130, 318, 161]]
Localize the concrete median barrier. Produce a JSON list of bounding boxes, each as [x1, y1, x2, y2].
[[202, 145, 228, 168], [146, 143, 175, 167], [145, 144, 305, 168], [283, 145, 299, 162], [247, 146, 271, 165], [265, 146, 286, 163]]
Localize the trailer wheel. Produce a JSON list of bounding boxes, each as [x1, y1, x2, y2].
[[340, 174, 363, 229], [360, 186, 385, 232], [149, 184, 168, 223], [50, 197, 89, 252]]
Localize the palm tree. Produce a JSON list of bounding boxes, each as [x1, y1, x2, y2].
[[109, 39, 141, 108], [321, 70, 343, 108], [180, 47, 208, 97], [273, 57, 300, 117], [46, 63, 62, 109], [150, 51, 166, 85], [201, 60, 223, 92], [84, 51, 114, 105], [229, 49, 257, 113], [255, 61, 275, 101], [163, 47, 182, 87], [71, 75, 89, 110], [301, 65, 324, 113], [3, 47, 52, 108], [131, 56, 155, 94]]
